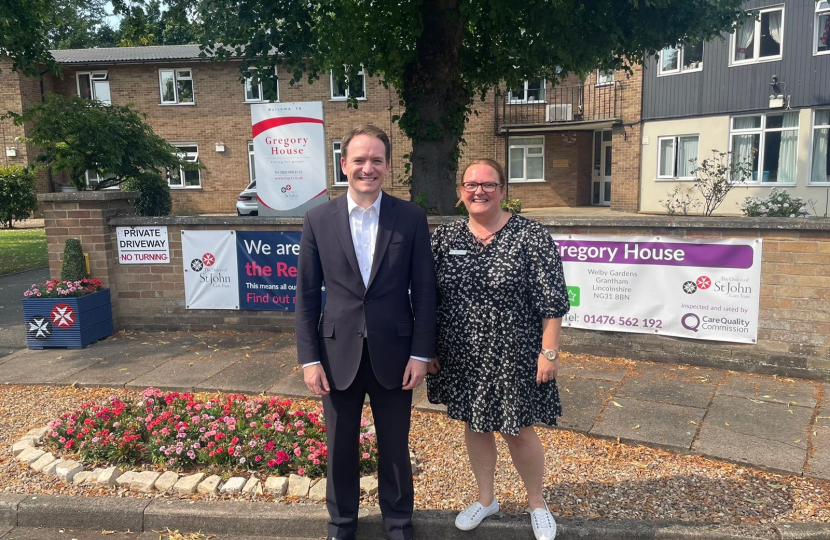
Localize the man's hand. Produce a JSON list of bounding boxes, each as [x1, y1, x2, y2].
[[304, 364, 331, 396], [536, 354, 559, 386], [427, 357, 441, 375], [402, 357, 428, 390]]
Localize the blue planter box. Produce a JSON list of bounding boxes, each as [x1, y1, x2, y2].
[[22, 288, 113, 349]]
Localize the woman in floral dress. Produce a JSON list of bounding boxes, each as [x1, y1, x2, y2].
[[427, 159, 569, 540]]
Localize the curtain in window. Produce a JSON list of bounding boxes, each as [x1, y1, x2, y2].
[[736, 18, 755, 59], [732, 135, 757, 181], [813, 111, 830, 183], [768, 11, 783, 44], [777, 131, 798, 183], [658, 139, 675, 176], [734, 116, 759, 130], [677, 137, 699, 177]]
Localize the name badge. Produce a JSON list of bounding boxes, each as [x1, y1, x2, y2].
[[449, 249, 468, 256]]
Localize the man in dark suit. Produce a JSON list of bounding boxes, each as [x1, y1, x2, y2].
[[296, 125, 436, 540]]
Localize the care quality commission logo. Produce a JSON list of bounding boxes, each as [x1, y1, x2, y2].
[[682, 275, 712, 295], [190, 252, 216, 272]]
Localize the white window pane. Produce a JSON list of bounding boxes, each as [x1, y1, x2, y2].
[[677, 136, 699, 177], [682, 42, 703, 70], [661, 47, 679, 72], [733, 116, 762, 130], [763, 130, 797, 183], [527, 147, 543, 155], [760, 10, 782, 58], [177, 79, 194, 103], [731, 134, 760, 181], [735, 18, 755, 61], [811, 128, 830, 183], [658, 138, 676, 177], [819, 13, 830, 52], [160, 71, 176, 102], [177, 70, 192, 79], [93, 81, 111, 104], [183, 169, 201, 187], [509, 148, 524, 179], [816, 109, 830, 126], [527, 80, 545, 101], [511, 137, 543, 146], [527, 156, 543, 180]]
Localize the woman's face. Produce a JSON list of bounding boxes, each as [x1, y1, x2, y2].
[[460, 163, 505, 219]]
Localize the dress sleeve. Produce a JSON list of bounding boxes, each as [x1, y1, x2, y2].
[[525, 221, 570, 319], [431, 223, 447, 271]]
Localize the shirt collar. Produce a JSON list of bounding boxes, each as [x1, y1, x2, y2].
[[346, 190, 382, 215]]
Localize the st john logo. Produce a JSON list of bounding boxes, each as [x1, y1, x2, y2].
[[26, 316, 52, 340]]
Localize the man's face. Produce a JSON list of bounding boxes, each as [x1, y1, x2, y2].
[[341, 134, 390, 200]]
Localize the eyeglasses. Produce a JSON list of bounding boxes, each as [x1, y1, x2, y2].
[[461, 182, 502, 193]]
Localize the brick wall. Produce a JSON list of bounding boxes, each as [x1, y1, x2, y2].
[[610, 64, 643, 213]]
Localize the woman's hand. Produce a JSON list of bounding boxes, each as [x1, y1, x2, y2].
[[427, 357, 441, 374], [536, 353, 559, 386]]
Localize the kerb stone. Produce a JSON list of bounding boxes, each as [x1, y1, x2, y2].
[[173, 472, 204, 495], [115, 470, 138, 487], [242, 477, 262, 496], [155, 471, 180, 493], [30, 452, 57, 472], [55, 460, 84, 483], [11, 439, 35, 456], [197, 474, 221, 494], [42, 459, 62, 476], [287, 474, 311, 498], [72, 471, 92, 485], [220, 476, 246, 493], [264, 476, 288, 496], [309, 478, 327, 501], [130, 470, 161, 493], [96, 466, 122, 486], [15, 448, 45, 465]]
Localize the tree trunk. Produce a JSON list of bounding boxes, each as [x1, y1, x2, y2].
[[401, 0, 470, 216]]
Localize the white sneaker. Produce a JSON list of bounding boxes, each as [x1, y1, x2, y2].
[[455, 499, 499, 531], [530, 501, 557, 540]]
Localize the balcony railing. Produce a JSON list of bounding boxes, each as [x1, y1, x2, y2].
[[496, 81, 622, 132]]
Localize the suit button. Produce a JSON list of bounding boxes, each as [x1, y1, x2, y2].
[[357, 331, 364, 338], [364, 299, 370, 304]]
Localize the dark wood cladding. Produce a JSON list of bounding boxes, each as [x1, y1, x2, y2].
[[643, 0, 830, 120]]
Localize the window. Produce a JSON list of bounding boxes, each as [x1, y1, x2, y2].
[[247, 141, 256, 183], [330, 68, 366, 100], [167, 144, 200, 188], [332, 140, 348, 185], [508, 80, 546, 103], [244, 69, 279, 102], [76, 71, 111, 105], [596, 69, 614, 85], [659, 42, 704, 75], [85, 171, 116, 189], [811, 109, 830, 184], [159, 69, 194, 104], [816, 1, 830, 55], [732, 7, 784, 64], [730, 112, 798, 183], [508, 137, 544, 182], [657, 135, 699, 179]]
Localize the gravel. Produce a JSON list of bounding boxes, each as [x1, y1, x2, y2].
[[1, 384, 828, 525]]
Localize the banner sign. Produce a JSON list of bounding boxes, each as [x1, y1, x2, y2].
[[182, 230, 240, 310], [251, 102, 328, 216], [117, 226, 169, 264], [552, 235, 762, 344], [237, 231, 301, 310]]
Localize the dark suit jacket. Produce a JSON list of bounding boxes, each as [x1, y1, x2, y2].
[[295, 192, 437, 390]]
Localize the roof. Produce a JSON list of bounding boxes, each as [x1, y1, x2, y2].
[[49, 45, 212, 65]]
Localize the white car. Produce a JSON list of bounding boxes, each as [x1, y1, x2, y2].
[[236, 181, 258, 216]]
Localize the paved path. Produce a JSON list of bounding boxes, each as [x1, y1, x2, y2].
[[0, 267, 49, 358], [0, 330, 828, 481]]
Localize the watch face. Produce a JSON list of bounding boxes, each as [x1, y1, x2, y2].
[[543, 349, 558, 360]]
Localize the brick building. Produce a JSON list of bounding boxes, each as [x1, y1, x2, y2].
[[1, 46, 644, 213]]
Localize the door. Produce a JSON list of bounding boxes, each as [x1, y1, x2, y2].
[[592, 129, 612, 206]]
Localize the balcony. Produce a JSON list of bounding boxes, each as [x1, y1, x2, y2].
[[495, 81, 623, 133]]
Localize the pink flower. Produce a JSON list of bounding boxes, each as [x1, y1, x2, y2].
[[362, 453, 370, 459], [294, 447, 301, 456], [297, 467, 305, 476]]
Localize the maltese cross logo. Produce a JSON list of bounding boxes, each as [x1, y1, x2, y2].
[[26, 316, 52, 340], [696, 276, 712, 290], [51, 304, 76, 328], [682, 281, 698, 294], [190, 259, 204, 271], [202, 253, 216, 267]]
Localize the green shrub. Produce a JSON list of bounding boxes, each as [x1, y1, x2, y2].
[[123, 171, 172, 217], [501, 199, 522, 214], [740, 188, 810, 218], [0, 165, 38, 228], [60, 238, 87, 282]]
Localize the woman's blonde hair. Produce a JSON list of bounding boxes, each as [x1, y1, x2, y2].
[[461, 158, 506, 185]]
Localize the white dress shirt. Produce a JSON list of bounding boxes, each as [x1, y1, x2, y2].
[[303, 191, 427, 368]]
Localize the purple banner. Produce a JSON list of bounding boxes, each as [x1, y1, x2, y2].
[[555, 240, 754, 269]]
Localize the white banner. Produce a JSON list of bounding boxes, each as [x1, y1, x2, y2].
[[553, 235, 762, 344], [181, 230, 239, 310], [251, 102, 327, 215], [116, 226, 169, 264]]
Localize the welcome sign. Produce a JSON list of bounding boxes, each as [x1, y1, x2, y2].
[[251, 102, 328, 216], [552, 235, 762, 344]]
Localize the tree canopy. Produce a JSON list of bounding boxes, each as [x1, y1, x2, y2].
[[195, 0, 748, 214], [115, 0, 204, 46], [0, 0, 58, 75]]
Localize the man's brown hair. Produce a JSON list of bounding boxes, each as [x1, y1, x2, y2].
[[341, 125, 392, 162]]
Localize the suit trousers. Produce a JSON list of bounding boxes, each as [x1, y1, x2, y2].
[[322, 341, 414, 540]]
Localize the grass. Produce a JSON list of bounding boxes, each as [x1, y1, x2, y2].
[[0, 228, 48, 275]]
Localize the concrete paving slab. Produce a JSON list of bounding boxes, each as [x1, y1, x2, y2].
[[0, 268, 50, 353], [694, 394, 812, 474], [0, 527, 11, 539], [775, 522, 830, 539], [0, 349, 104, 385], [197, 349, 299, 395], [266, 369, 316, 400], [558, 356, 630, 382], [69, 347, 182, 388], [717, 372, 818, 409], [590, 396, 705, 451], [124, 353, 241, 392], [805, 383, 830, 481], [616, 363, 720, 409], [16, 494, 149, 531], [0, 494, 27, 526], [556, 375, 611, 433], [0, 528, 143, 540]]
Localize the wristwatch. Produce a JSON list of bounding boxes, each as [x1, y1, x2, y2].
[[541, 348, 559, 361]]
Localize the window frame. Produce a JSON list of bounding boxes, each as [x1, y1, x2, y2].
[[658, 43, 704, 76], [816, 1, 830, 56], [656, 135, 700, 180], [158, 68, 195, 105], [508, 80, 546, 104], [247, 141, 256, 184], [728, 112, 799, 185], [809, 108, 830, 186], [167, 143, 201, 189], [75, 71, 111, 105], [332, 140, 348, 186], [730, 5, 785, 66], [84, 170, 118, 190], [507, 136, 545, 183], [596, 69, 615, 86], [330, 67, 366, 101], [243, 68, 279, 103]]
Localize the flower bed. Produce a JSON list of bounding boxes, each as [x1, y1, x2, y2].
[[44, 388, 378, 478]]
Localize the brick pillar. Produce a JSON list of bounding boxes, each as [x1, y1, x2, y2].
[[610, 64, 644, 213], [38, 192, 139, 328]]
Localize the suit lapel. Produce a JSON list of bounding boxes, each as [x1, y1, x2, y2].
[[367, 193, 397, 291], [331, 196, 364, 288]]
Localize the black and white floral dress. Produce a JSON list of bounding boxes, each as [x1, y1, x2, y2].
[[426, 214, 570, 435]]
